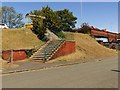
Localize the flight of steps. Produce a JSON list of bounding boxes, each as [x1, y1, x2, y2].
[[31, 40, 65, 61]]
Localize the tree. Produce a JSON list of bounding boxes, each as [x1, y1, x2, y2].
[[30, 6, 77, 40], [56, 9, 77, 30], [30, 6, 54, 40], [0, 6, 24, 28], [80, 23, 91, 34], [81, 22, 89, 28]]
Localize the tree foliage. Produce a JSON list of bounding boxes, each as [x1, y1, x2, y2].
[[0, 6, 24, 28], [81, 22, 89, 28], [56, 9, 77, 30], [30, 6, 77, 40], [80, 23, 91, 34]]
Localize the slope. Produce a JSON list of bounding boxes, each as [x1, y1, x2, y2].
[[2, 29, 44, 50], [49, 32, 117, 62]]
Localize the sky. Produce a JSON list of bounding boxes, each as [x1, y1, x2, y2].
[[2, 2, 118, 33]]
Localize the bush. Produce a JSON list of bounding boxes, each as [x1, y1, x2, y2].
[[80, 26, 91, 34], [25, 49, 36, 58], [52, 30, 65, 39]]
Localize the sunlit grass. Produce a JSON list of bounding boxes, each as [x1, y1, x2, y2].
[[49, 32, 117, 63]]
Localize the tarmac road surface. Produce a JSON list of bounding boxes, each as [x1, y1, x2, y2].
[[2, 56, 118, 88]]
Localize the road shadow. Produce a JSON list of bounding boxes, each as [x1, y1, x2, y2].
[[111, 69, 120, 72]]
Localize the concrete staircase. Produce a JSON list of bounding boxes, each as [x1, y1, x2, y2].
[[31, 40, 65, 61]]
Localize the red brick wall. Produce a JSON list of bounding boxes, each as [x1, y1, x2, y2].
[[2, 50, 11, 60], [13, 51, 27, 61], [51, 41, 76, 59], [2, 50, 27, 61]]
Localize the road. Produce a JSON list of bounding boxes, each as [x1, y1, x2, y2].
[[2, 56, 118, 88]]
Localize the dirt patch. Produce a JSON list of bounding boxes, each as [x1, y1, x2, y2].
[[49, 32, 117, 62]]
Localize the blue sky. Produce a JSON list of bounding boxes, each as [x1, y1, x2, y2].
[[2, 2, 118, 33]]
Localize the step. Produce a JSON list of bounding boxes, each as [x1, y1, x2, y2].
[[36, 50, 54, 54], [32, 58, 44, 60], [33, 55, 51, 58], [32, 57, 49, 60], [34, 54, 52, 57], [32, 40, 65, 60], [34, 53, 52, 55], [38, 49, 56, 54]]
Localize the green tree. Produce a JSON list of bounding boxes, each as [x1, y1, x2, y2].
[[0, 6, 24, 28], [56, 9, 77, 30], [30, 6, 77, 40], [80, 23, 91, 34], [81, 22, 89, 28], [30, 6, 54, 40]]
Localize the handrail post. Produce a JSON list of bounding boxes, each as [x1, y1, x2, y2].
[[11, 49, 13, 64], [43, 49, 47, 63]]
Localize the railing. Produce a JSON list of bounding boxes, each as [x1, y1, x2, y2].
[[32, 40, 65, 62]]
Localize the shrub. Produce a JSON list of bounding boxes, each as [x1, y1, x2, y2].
[[25, 49, 36, 58]]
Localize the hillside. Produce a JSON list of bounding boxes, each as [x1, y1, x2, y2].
[[2, 29, 44, 50], [50, 32, 117, 62], [0, 30, 1, 50]]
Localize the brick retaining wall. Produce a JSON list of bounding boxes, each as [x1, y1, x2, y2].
[[2, 50, 27, 61], [51, 41, 76, 59]]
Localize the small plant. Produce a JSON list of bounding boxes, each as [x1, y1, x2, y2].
[[80, 26, 91, 34], [25, 49, 36, 58], [52, 30, 65, 39]]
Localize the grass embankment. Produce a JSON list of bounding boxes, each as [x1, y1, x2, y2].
[[49, 32, 117, 62], [2, 28, 44, 50], [1, 28, 44, 69]]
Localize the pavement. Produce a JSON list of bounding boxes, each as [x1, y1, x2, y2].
[[1, 55, 118, 75], [2, 55, 118, 88], [2, 59, 80, 74]]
